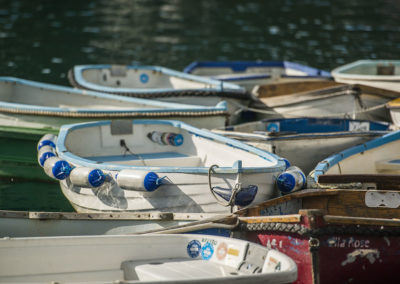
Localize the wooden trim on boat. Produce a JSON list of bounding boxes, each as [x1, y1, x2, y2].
[[323, 215, 400, 227], [254, 80, 341, 99], [238, 215, 302, 224], [318, 174, 400, 190], [241, 188, 339, 216], [354, 83, 400, 99], [241, 188, 400, 219]]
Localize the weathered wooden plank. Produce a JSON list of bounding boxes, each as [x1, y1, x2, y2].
[[324, 215, 400, 227], [254, 80, 341, 98], [239, 215, 301, 224], [243, 188, 338, 216], [318, 174, 400, 190]]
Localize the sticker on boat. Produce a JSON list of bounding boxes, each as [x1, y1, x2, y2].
[[187, 240, 201, 258], [266, 122, 280, 132], [201, 242, 214, 260], [216, 242, 228, 260], [227, 247, 240, 256], [349, 121, 370, 131], [140, 73, 149, 83]]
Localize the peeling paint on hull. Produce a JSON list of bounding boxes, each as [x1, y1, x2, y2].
[[242, 213, 400, 284]]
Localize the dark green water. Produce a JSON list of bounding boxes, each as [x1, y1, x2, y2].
[[1, 0, 400, 86], [0, 0, 399, 211]]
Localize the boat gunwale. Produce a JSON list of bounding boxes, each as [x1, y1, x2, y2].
[[71, 64, 248, 95], [183, 60, 332, 78], [312, 130, 400, 182], [0, 209, 225, 221], [56, 119, 286, 173], [332, 59, 400, 81], [0, 77, 231, 115]]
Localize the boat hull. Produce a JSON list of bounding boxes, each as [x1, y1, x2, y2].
[[242, 212, 400, 284], [183, 61, 332, 92], [332, 60, 400, 92], [48, 119, 285, 214], [246, 133, 386, 175], [232, 187, 400, 284], [68, 65, 250, 124], [0, 210, 232, 237], [0, 77, 230, 130], [253, 84, 397, 122], [60, 171, 280, 214], [0, 234, 297, 284]]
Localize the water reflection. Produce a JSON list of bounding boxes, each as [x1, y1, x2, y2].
[[0, 179, 74, 212], [0, 0, 399, 86]]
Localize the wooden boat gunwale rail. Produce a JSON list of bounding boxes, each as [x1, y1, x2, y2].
[[237, 209, 400, 236], [318, 174, 400, 190]]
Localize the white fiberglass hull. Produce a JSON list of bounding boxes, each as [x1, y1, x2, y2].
[[260, 88, 391, 121], [0, 234, 297, 284], [0, 210, 226, 237], [60, 171, 279, 213], [247, 134, 385, 175]]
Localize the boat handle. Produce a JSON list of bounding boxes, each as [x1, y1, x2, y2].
[[208, 164, 241, 207]]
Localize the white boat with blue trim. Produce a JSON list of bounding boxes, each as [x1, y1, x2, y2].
[[38, 120, 286, 213], [332, 60, 400, 92], [213, 117, 391, 177], [68, 64, 251, 124], [0, 234, 297, 284], [183, 61, 332, 92], [0, 77, 229, 129], [309, 129, 400, 187]]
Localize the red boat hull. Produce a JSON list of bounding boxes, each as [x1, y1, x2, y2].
[[240, 212, 400, 284]]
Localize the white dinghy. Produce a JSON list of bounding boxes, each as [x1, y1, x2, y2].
[[332, 59, 400, 92], [213, 117, 391, 176], [68, 65, 252, 124], [0, 77, 229, 129], [0, 234, 297, 284], [183, 60, 332, 92], [38, 120, 286, 213], [309, 129, 400, 186]]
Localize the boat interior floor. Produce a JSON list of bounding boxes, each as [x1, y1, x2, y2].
[[86, 151, 202, 167], [3, 258, 247, 282], [122, 258, 243, 281]]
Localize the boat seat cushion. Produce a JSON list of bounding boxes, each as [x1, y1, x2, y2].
[[122, 259, 240, 281], [86, 152, 202, 167], [376, 159, 400, 173]]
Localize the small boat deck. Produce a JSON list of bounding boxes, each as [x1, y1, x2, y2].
[[86, 151, 202, 167]]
